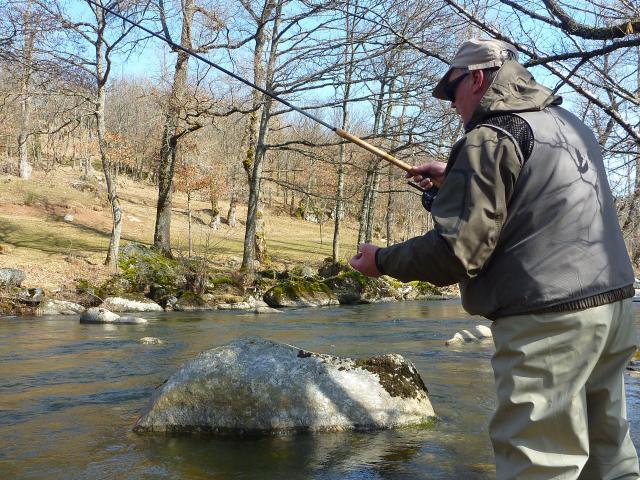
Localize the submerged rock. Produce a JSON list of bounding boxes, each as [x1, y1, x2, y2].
[[445, 325, 492, 346], [100, 296, 163, 313], [254, 306, 280, 314], [133, 337, 435, 436], [80, 307, 147, 325], [139, 337, 164, 345]]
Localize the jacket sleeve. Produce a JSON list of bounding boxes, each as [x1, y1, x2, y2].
[[375, 126, 523, 286]]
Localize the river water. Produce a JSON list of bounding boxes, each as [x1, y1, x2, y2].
[[1, 299, 638, 479]]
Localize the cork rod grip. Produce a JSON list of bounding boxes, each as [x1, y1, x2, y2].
[[335, 128, 413, 172]]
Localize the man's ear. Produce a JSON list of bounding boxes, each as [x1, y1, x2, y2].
[[471, 69, 485, 94]]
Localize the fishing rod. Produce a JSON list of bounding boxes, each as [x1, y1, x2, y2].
[[87, 0, 437, 207]]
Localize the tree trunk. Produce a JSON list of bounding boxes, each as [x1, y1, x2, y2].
[[386, 166, 394, 246], [226, 148, 242, 228], [227, 191, 238, 228], [154, 0, 195, 257], [95, 31, 122, 267], [364, 166, 381, 242], [243, 99, 272, 271], [187, 190, 193, 257], [333, 157, 345, 260], [357, 168, 374, 245], [302, 160, 314, 221], [241, 0, 279, 278], [18, 1, 35, 180], [332, 3, 355, 261], [209, 179, 221, 229]]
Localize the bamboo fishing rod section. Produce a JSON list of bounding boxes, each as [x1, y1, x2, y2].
[[334, 129, 413, 172]]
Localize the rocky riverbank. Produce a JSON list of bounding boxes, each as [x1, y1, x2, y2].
[[0, 242, 452, 317]]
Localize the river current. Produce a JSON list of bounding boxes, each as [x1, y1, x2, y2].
[[1, 299, 639, 479]]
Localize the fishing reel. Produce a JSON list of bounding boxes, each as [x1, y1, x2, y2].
[[408, 181, 438, 212]]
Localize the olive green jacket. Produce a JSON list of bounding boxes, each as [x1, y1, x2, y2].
[[376, 61, 634, 318]]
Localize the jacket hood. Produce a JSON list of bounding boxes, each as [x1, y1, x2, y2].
[[468, 60, 562, 129]]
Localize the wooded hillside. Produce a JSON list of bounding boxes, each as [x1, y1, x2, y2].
[[1, 0, 638, 286]]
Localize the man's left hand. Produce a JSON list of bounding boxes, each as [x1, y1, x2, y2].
[[349, 243, 381, 277]]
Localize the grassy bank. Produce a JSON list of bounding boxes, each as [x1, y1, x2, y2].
[[0, 167, 361, 292]]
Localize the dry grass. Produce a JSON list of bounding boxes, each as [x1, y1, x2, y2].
[[0, 167, 361, 291]]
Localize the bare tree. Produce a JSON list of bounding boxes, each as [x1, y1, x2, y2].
[[153, 0, 224, 257]]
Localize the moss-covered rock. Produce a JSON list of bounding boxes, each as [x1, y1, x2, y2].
[[323, 270, 401, 305], [354, 354, 429, 399], [323, 270, 366, 304], [174, 292, 218, 311], [118, 243, 180, 294], [207, 294, 245, 305], [318, 258, 350, 278], [263, 279, 339, 308], [411, 281, 441, 296], [96, 275, 134, 298], [204, 275, 244, 298]]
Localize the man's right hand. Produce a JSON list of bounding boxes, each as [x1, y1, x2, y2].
[[406, 161, 447, 190]]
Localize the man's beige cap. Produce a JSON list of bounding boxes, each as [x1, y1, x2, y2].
[[433, 38, 519, 100]]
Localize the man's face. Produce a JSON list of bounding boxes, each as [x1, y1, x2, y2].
[[447, 68, 482, 125]]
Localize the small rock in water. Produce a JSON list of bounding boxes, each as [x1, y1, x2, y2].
[[133, 337, 435, 436], [446, 324, 493, 346], [139, 337, 163, 345], [80, 307, 148, 325], [254, 306, 280, 314], [217, 302, 252, 310], [118, 316, 149, 325]]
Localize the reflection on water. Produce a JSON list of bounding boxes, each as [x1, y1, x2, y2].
[[0, 300, 638, 479]]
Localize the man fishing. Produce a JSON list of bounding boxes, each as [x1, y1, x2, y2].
[[350, 38, 640, 479]]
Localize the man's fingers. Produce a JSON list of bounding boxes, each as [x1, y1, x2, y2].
[[419, 178, 433, 189]]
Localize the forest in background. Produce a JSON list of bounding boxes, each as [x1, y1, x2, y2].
[[0, 0, 638, 282]]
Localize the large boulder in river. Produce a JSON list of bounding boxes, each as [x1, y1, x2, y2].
[[0, 268, 26, 288], [133, 337, 435, 435], [100, 296, 163, 313]]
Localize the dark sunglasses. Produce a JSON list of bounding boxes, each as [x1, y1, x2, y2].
[[443, 72, 470, 102]]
